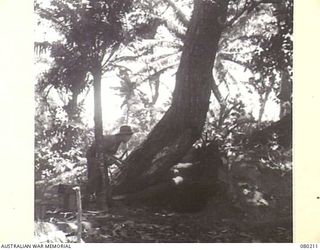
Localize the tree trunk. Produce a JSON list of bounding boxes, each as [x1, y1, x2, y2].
[[92, 66, 110, 209], [114, 0, 230, 195], [66, 91, 79, 122], [278, 69, 292, 118], [62, 91, 80, 151], [258, 91, 270, 124], [211, 75, 226, 111]]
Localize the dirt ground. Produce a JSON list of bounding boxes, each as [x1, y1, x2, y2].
[[38, 194, 292, 243]]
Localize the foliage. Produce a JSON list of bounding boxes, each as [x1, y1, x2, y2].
[[35, 0, 293, 187], [34, 1, 292, 241], [34, 90, 92, 205], [251, 0, 293, 74], [35, 0, 133, 123], [39, 43, 88, 93], [35, 0, 135, 209], [215, 0, 293, 121], [101, 0, 186, 133], [185, 0, 293, 212], [108, 0, 293, 134], [197, 94, 292, 213]]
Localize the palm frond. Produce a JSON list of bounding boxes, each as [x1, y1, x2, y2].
[[34, 41, 52, 56]]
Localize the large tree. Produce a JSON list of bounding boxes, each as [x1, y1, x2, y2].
[[113, 0, 293, 195], [114, 0, 230, 195]]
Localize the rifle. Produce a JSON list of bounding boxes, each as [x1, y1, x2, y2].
[[105, 152, 129, 182], [105, 154, 125, 167]]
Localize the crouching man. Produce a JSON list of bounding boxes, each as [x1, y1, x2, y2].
[[85, 125, 134, 205]]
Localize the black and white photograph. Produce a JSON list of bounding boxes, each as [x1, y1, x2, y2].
[[33, 0, 293, 243]]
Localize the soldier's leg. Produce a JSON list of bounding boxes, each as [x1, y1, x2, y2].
[[83, 152, 100, 208], [86, 154, 95, 195]]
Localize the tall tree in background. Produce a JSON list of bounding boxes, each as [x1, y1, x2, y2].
[[114, 0, 230, 194], [36, 0, 131, 208]]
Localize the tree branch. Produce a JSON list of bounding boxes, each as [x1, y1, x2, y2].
[[162, 0, 189, 27], [225, 0, 267, 28], [226, 0, 251, 27], [210, 75, 226, 109], [101, 43, 120, 71], [36, 7, 70, 33], [219, 53, 253, 71]]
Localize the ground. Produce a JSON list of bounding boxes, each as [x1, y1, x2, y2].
[[36, 194, 292, 243]]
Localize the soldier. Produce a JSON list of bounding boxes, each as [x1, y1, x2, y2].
[[86, 125, 134, 200]]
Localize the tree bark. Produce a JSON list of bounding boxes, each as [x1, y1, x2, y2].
[[114, 0, 230, 195], [278, 69, 292, 118], [92, 66, 110, 209]]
